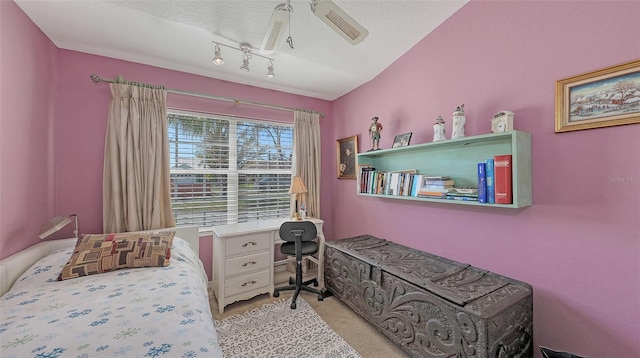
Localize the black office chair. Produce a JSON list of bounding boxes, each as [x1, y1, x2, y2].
[[273, 221, 324, 309]]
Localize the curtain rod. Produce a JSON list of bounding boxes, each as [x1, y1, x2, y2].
[[89, 74, 324, 117]]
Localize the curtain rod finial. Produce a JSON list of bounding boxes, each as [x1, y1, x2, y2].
[[90, 74, 101, 83]]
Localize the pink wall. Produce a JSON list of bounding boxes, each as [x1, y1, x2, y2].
[[0, 1, 59, 258], [3, 0, 639, 356], [327, 1, 639, 357]]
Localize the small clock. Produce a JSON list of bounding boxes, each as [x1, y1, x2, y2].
[[491, 111, 514, 133]]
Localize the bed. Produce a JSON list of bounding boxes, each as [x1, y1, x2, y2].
[[0, 226, 223, 358]]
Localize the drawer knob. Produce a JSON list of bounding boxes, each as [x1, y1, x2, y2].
[[242, 261, 257, 267], [241, 280, 258, 287], [242, 241, 258, 247]]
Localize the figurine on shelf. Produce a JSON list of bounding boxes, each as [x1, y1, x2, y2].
[[368, 116, 383, 151], [451, 104, 466, 139], [433, 115, 446, 142]]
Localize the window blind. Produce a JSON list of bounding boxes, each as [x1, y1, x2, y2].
[[168, 111, 293, 227]]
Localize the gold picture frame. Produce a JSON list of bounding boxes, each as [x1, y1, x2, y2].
[[336, 135, 358, 179], [555, 59, 640, 133]]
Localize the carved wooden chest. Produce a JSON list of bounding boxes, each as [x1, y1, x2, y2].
[[324, 235, 533, 358]]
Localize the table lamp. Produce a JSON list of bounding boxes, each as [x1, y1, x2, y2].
[[289, 176, 307, 221], [39, 214, 79, 239]]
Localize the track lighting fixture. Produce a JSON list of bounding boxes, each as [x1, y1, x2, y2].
[[212, 42, 275, 78]]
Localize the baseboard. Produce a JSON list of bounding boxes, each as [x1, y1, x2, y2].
[[274, 260, 288, 273]]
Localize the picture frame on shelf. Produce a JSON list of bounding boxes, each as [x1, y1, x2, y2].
[[555, 59, 640, 133], [392, 132, 412, 148], [336, 135, 358, 179]]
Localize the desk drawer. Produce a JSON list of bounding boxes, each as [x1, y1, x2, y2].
[[225, 269, 270, 297], [225, 251, 271, 276], [226, 233, 271, 256]]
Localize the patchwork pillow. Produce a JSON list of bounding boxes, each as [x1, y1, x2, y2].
[[58, 231, 175, 281]]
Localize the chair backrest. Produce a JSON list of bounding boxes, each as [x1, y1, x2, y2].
[[279, 221, 317, 242]]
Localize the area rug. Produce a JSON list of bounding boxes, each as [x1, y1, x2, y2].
[[213, 297, 362, 358]]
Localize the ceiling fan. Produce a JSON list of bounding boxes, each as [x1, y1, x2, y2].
[[260, 0, 369, 54]]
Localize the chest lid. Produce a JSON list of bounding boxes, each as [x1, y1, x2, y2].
[[327, 235, 512, 306]]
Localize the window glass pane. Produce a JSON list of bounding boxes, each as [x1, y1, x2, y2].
[[168, 112, 293, 227]]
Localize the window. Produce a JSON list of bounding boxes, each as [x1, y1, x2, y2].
[[168, 111, 293, 227]]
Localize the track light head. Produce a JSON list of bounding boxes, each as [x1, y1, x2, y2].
[[213, 44, 224, 65], [266, 60, 275, 78], [240, 58, 250, 72]]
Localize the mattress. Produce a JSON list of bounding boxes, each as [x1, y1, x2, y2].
[[0, 237, 222, 358]]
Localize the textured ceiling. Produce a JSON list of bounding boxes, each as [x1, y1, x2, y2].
[[16, 0, 468, 100]]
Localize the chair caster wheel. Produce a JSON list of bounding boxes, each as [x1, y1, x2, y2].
[[290, 302, 297, 309], [273, 291, 280, 297], [289, 277, 295, 285], [318, 294, 324, 301], [313, 281, 319, 287]]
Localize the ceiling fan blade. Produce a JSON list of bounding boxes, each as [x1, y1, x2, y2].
[[310, 0, 368, 45], [260, 2, 292, 54]]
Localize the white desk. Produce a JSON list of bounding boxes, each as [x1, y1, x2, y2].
[[211, 218, 325, 314]]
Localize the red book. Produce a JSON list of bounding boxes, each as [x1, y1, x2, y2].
[[494, 155, 512, 204]]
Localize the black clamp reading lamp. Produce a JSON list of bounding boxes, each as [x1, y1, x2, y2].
[[38, 214, 79, 240]]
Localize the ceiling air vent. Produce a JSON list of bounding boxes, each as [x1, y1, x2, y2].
[[311, 0, 368, 45]]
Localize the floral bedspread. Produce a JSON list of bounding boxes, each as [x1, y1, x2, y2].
[[0, 237, 222, 358]]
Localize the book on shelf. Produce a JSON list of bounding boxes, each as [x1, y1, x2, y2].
[[358, 165, 375, 193], [399, 173, 407, 196], [417, 187, 453, 198], [445, 195, 478, 201], [485, 158, 495, 204], [450, 187, 478, 195], [417, 193, 449, 199], [383, 172, 391, 195], [388, 173, 399, 195], [376, 172, 385, 194], [494, 154, 513, 204], [422, 177, 455, 187], [446, 191, 478, 198], [424, 175, 451, 181], [477, 162, 487, 203], [410, 174, 421, 196]]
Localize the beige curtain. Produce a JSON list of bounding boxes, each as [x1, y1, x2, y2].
[[293, 110, 321, 218], [103, 83, 176, 233]]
